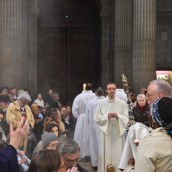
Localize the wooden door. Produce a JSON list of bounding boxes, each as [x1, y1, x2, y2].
[[37, 0, 100, 104]]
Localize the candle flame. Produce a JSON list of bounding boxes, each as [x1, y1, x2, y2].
[[83, 83, 86, 91]]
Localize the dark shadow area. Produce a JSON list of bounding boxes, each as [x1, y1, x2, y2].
[[37, 0, 101, 104]]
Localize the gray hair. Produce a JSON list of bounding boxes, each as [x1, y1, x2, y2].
[[137, 94, 146, 101], [150, 79, 172, 97], [57, 137, 80, 155], [17, 91, 31, 102]]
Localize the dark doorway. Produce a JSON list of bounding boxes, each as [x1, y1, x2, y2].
[[37, 0, 101, 105]]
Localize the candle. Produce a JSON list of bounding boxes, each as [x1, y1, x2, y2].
[[134, 139, 140, 146], [83, 83, 86, 91]]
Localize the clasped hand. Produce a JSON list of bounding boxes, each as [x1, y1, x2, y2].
[[108, 112, 118, 119]]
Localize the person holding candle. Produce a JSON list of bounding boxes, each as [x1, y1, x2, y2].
[[72, 83, 95, 159]]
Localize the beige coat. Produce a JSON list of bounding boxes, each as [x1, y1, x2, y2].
[[6, 100, 35, 129], [119, 122, 150, 170], [135, 128, 172, 172]]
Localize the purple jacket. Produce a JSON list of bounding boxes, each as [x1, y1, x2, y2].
[[0, 145, 19, 172]]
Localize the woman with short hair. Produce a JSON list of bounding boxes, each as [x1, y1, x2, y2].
[[28, 149, 79, 172], [6, 91, 35, 152], [132, 94, 150, 127]]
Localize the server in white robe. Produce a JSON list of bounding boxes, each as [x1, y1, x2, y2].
[[118, 122, 150, 170], [116, 88, 128, 103], [94, 82, 129, 172], [72, 83, 95, 158], [86, 87, 105, 168]]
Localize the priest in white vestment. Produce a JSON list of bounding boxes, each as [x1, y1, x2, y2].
[[86, 87, 105, 168], [94, 82, 129, 172], [72, 83, 95, 158]]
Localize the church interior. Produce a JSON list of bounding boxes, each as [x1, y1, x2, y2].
[[0, 0, 172, 104]]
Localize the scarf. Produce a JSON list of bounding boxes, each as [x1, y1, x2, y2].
[[151, 99, 163, 126]]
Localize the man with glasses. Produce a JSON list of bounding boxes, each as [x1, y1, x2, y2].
[[57, 137, 87, 172], [146, 79, 172, 105], [122, 79, 172, 171]]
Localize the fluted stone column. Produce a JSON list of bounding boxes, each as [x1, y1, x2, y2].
[[100, 0, 112, 86], [133, 0, 156, 92], [114, 0, 133, 86], [27, 0, 39, 93], [0, 0, 28, 88]]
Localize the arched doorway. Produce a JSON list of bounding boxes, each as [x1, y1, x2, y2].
[[37, 0, 101, 104]]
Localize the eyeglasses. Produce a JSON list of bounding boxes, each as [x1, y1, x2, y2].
[[64, 158, 78, 165], [146, 92, 153, 97]]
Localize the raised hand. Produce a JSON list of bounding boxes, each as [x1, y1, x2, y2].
[[67, 166, 79, 172], [9, 117, 30, 150]]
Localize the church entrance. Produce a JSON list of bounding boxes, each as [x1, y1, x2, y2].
[[37, 0, 101, 104]]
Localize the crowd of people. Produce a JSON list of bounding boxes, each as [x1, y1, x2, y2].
[[71, 80, 172, 172], [0, 87, 77, 172], [0, 79, 172, 172]]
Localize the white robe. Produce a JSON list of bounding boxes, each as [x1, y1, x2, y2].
[[116, 89, 128, 103], [86, 96, 105, 166], [118, 122, 150, 170], [72, 90, 95, 158], [94, 97, 129, 172]]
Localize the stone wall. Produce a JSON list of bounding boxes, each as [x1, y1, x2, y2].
[[157, 0, 172, 69]]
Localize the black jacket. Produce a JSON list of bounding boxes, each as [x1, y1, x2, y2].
[[133, 104, 150, 127], [77, 163, 88, 172]]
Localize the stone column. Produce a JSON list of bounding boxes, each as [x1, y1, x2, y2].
[[27, 0, 39, 93], [133, 0, 156, 92], [100, 0, 113, 86], [0, 0, 28, 88], [114, 0, 133, 87]]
